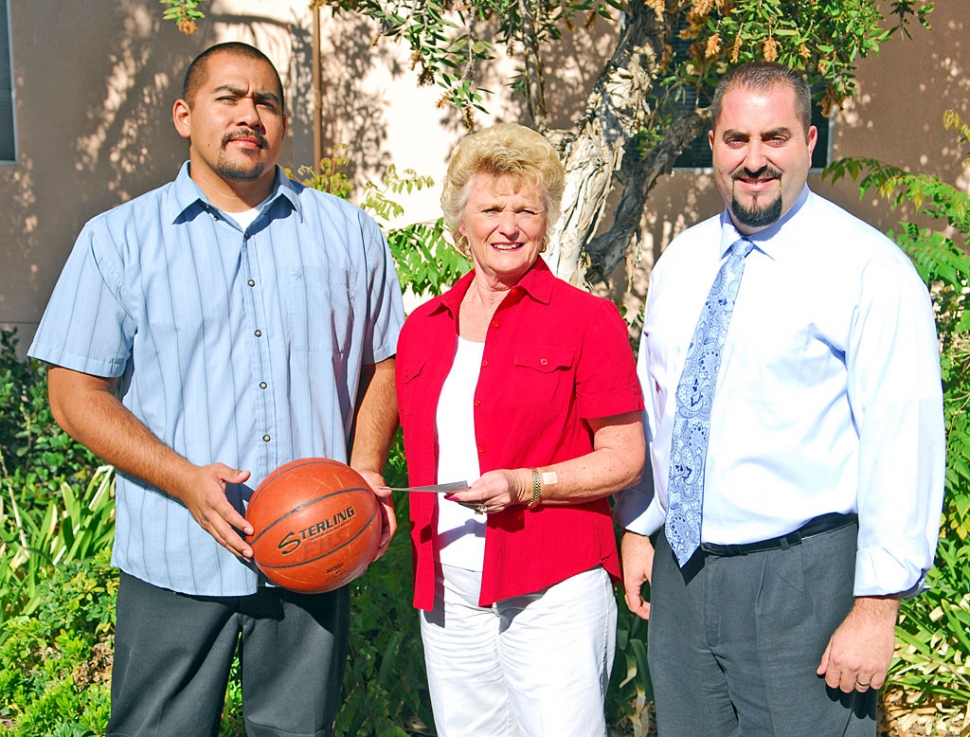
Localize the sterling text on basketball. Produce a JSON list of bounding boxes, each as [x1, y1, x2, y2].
[[277, 505, 357, 555]]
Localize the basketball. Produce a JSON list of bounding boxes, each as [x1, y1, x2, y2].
[[245, 458, 382, 594]]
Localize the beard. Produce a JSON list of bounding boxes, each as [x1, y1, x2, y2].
[[730, 192, 783, 229], [216, 158, 266, 182], [217, 129, 269, 182], [729, 167, 784, 229]]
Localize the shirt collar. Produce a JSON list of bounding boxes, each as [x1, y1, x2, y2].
[[719, 185, 811, 259], [434, 255, 557, 318], [166, 162, 301, 224]]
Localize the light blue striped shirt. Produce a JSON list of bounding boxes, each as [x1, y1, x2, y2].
[[30, 163, 405, 596]]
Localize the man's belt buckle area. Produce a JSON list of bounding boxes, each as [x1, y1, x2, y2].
[[699, 513, 858, 557]]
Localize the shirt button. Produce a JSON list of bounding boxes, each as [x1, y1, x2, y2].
[[254, 330, 262, 337], [248, 279, 255, 287], [259, 382, 268, 389], [540, 358, 548, 366], [492, 321, 499, 328], [482, 360, 489, 367], [474, 399, 481, 407], [262, 434, 271, 442], [478, 445, 485, 453]]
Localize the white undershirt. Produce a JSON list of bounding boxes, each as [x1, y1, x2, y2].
[[226, 193, 274, 231], [434, 337, 486, 570]]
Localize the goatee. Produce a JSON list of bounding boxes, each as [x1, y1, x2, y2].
[[217, 129, 269, 182], [731, 193, 783, 229], [217, 160, 266, 182]]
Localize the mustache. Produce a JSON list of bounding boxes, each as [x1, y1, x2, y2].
[[222, 129, 268, 149], [733, 166, 782, 182]]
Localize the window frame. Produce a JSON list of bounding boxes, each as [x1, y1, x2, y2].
[[0, 0, 17, 165]]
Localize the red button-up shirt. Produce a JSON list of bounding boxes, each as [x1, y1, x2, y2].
[[396, 259, 644, 610]]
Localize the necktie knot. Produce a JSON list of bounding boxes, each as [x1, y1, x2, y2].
[[731, 237, 755, 260]]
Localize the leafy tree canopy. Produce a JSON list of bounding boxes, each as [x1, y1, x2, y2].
[[161, 0, 933, 286]]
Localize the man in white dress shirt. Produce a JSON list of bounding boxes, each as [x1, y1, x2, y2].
[[615, 62, 945, 736]]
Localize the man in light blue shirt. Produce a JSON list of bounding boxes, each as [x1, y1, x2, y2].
[[615, 62, 945, 736], [29, 42, 404, 737]]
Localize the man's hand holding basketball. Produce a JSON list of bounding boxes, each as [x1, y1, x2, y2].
[[176, 462, 254, 560]]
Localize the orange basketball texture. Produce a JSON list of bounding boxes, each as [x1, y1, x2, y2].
[[246, 458, 381, 594]]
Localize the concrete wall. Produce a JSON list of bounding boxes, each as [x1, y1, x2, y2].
[[2, 0, 968, 350]]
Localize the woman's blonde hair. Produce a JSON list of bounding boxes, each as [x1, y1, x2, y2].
[[441, 123, 566, 254]]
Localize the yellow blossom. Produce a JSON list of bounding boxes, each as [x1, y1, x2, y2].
[[731, 30, 743, 63], [820, 88, 843, 117], [692, 0, 715, 16], [763, 36, 778, 62], [706, 32, 721, 58]]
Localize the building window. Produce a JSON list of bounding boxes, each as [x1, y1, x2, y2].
[[0, 0, 15, 164]]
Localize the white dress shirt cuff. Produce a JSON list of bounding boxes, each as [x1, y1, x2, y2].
[[854, 542, 931, 599], [614, 483, 665, 536]]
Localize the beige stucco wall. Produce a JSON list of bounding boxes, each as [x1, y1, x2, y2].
[[2, 0, 968, 351], [0, 0, 318, 351]]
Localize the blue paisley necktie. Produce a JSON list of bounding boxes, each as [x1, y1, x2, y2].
[[665, 237, 755, 567]]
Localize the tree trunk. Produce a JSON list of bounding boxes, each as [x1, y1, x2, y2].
[[544, 0, 706, 287]]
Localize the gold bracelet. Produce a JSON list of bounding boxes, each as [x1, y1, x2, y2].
[[527, 467, 542, 509]]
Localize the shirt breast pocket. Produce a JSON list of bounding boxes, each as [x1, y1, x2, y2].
[[508, 347, 575, 410], [286, 266, 360, 354]]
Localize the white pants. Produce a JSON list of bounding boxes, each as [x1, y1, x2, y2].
[[419, 564, 616, 737]]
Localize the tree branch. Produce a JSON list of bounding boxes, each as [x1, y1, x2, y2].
[[543, 0, 671, 284], [584, 107, 711, 285], [517, 0, 547, 131]]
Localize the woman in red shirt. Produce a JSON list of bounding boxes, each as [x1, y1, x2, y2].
[[395, 123, 645, 737]]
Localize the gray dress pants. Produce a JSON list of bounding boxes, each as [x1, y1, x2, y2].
[[648, 524, 877, 737], [107, 572, 350, 737]]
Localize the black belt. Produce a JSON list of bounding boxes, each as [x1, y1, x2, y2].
[[698, 513, 858, 557]]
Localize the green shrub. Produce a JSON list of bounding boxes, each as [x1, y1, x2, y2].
[[0, 330, 99, 493], [893, 537, 970, 705], [289, 158, 471, 300], [333, 430, 435, 736], [607, 591, 653, 737], [0, 548, 115, 737], [338, 507, 434, 737], [0, 466, 116, 626]]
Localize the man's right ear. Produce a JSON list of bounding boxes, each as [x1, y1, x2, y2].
[[172, 99, 192, 140]]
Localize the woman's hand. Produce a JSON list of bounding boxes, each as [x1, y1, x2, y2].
[[442, 412, 645, 515], [446, 468, 531, 515]]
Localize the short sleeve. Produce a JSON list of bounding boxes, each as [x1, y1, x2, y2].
[[358, 213, 405, 365], [28, 220, 135, 377], [574, 298, 644, 419]]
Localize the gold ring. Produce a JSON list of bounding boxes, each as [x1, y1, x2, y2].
[[475, 503, 488, 515]]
